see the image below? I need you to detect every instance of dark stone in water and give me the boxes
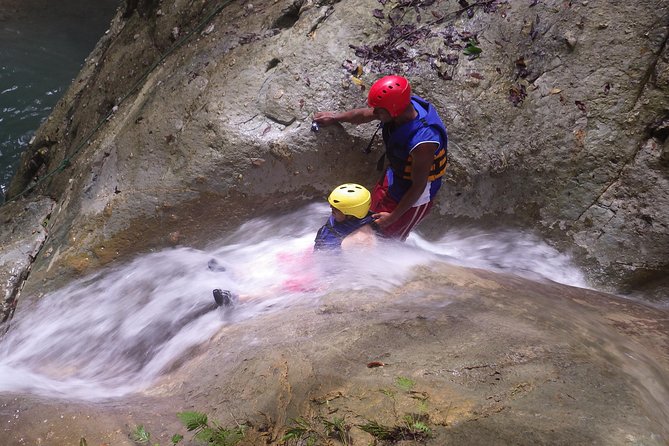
[213,289,235,307]
[207,258,227,272]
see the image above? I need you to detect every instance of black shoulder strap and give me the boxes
[364,123,382,154]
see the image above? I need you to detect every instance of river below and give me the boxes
[0,0,118,199]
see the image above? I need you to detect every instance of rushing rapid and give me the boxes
[0,204,590,400]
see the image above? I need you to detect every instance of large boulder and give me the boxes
[3,0,668,300]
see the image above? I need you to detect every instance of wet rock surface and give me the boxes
[0,197,54,324]
[1,265,667,445]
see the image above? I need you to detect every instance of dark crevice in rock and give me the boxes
[266,58,281,72]
[646,113,669,143]
[123,0,161,19]
[266,114,296,126]
[5,139,57,201]
[271,0,304,30]
[594,213,617,240]
[633,25,669,106]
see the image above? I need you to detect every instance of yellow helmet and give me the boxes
[328,183,371,219]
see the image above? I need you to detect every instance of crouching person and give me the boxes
[314,183,378,251]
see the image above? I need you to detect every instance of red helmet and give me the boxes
[367,75,412,118]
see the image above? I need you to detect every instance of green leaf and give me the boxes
[281,429,304,441]
[282,420,309,441]
[170,433,184,444]
[412,421,431,434]
[463,38,482,57]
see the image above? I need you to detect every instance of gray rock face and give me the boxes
[0,197,54,324]
[3,0,668,301]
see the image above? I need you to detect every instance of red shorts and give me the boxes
[370,177,433,241]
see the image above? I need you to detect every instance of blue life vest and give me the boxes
[313,215,376,251]
[381,96,448,201]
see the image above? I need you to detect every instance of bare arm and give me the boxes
[373,143,437,228]
[341,224,377,250]
[313,108,377,126]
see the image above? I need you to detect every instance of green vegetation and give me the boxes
[463,38,482,58]
[282,376,434,445]
[282,415,352,446]
[131,411,246,446]
[355,375,433,444]
[130,377,434,445]
[394,376,416,392]
[358,413,431,443]
[131,425,152,444]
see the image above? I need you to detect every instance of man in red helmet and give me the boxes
[313,75,448,240]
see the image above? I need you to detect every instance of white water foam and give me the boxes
[0,203,592,400]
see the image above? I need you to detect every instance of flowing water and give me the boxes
[0,0,118,199]
[0,203,595,400]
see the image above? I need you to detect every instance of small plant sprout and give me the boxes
[358,414,432,443]
[282,415,353,445]
[130,412,245,446]
[281,417,318,445]
[132,425,151,444]
[394,376,416,392]
[463,38,482,58]
[177,411,208,432]
[322,416,351,445]
[177,411,246,446]
[403,413,431,437]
